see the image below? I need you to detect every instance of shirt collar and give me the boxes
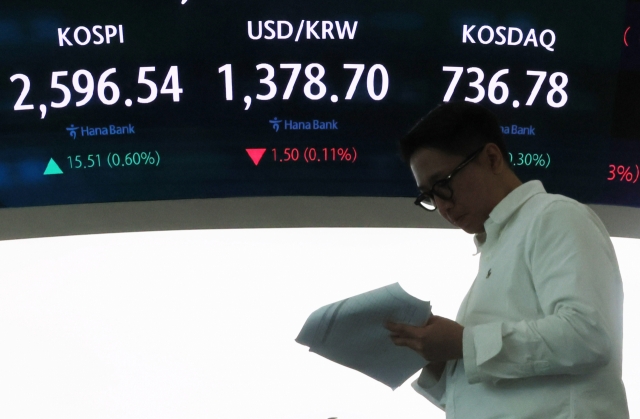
[487,180,546,226]
[473,180,546,251]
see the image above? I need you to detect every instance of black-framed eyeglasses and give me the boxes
[414,146,485,212]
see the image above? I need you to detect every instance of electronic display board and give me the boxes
[1,4,640,418]
[0,0,638,209]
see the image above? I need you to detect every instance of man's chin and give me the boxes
[446,214,484,234]
[462,227,483,235]
[458,221,485,235]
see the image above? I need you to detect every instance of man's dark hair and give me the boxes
[399,102,509,164]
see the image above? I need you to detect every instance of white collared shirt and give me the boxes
[412,181,629,418]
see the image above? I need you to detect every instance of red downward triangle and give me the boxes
[246,148,267,166]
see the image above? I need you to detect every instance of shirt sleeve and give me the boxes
[463,200,620,384]
[411,362,449,410]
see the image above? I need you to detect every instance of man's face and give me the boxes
[409,147,495,234]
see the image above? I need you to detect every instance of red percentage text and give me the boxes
[607,164,639,183]
[271,147,357,163]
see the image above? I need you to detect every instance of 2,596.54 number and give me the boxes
[10,66,182,111]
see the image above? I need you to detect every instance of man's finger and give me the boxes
[390,336,422,352]
[385,321,423,337]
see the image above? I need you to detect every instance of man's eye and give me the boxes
[433,182,448,191]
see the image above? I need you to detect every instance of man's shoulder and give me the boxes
[523,189,589,217]
[520,190,609,237]
[498,181,588,224]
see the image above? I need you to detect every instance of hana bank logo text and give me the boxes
[66,124,136,139]
[269,117,338,132]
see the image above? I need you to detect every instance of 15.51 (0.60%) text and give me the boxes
[66,151,161,169]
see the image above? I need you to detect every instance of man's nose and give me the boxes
[435,196,454,218]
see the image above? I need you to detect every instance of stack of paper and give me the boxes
[296,283,431,389]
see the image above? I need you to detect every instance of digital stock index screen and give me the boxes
[0,0,638,210]
[2,3,640,419]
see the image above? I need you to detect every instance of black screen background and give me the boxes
[0,0,636,208]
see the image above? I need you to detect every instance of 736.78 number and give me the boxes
[442,66,568,108]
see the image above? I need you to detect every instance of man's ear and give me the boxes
[485,143,506,174]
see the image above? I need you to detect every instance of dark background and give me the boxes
[0,0,636,208]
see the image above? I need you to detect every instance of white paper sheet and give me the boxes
[296,283,431,389]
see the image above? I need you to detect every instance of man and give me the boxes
[386,102,629,418]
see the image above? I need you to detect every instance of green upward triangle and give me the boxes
[43,158,63,175]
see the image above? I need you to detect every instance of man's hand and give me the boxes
[385,315,464,362]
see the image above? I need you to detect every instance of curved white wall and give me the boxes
[0,229,637,418]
